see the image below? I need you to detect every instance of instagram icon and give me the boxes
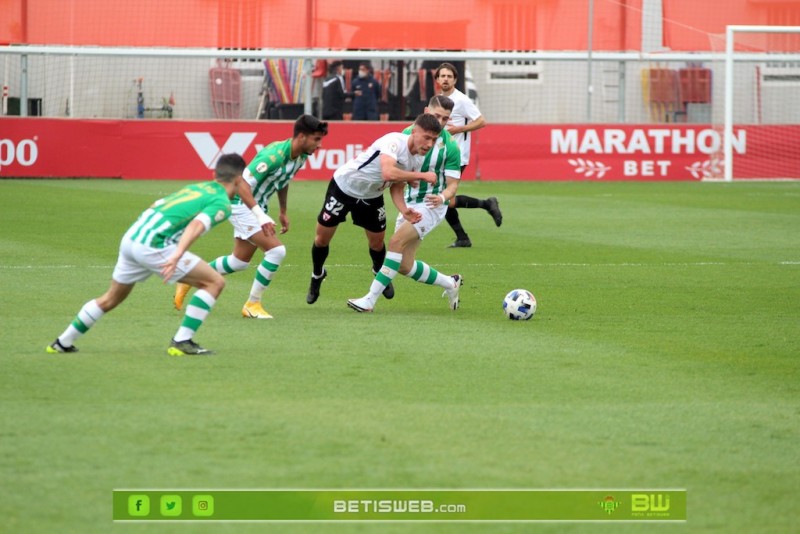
[192,495,214,517]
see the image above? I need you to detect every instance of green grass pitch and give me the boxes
[1,178,798,532]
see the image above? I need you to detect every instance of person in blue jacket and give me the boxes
[351,62,381,121]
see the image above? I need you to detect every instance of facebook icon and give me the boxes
[128,495,150,516]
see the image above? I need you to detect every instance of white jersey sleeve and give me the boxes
[333,132,410,199]
[448,88,482,166]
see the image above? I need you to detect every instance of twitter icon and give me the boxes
[160,495,182,516]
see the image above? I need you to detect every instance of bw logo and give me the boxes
[631,493,670,513]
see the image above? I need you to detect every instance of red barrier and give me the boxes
[2,0,642,51]
[3,1,795,51]
[1,119,798,180]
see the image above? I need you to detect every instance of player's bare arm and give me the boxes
[160,218,207,281]
[448,115,486,136]
[379,154,436,184]
[236,175,258,209]
[425,178,459,208]
[389,182,422,224]
[277,185,290,234]
[238,176,276,236]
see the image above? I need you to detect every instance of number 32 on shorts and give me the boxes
[324,196,344,216]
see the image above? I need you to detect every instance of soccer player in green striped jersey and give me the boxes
[174,115,328,319]
[46,154,247,356]
[347,96,463,313]
[306,113,439,305]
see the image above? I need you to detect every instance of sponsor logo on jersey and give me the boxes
[214,210,226,222]
[256,162,268,173]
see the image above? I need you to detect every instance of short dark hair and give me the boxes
[294,114,329,137]
[214,153,246,183]
[328,60,342,74]
[435,62,458,80]
[413,113,443,135]
[428,94,454,112]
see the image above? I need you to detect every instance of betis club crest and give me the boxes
[598,495,621,515]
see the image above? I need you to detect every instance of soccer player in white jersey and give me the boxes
[174,115,328,319]
[347,95,463,313]
[46,154,247,356]
[306,113,441,304]
[435,62,503,248]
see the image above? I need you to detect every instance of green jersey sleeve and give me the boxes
[240,138,308,210]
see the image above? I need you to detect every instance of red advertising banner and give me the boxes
[1,118,798,181]
[477,124,787,181]
[0,119,401,180]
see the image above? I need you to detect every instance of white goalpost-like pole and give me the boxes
[2,55,8,116]
[724,25,735,182]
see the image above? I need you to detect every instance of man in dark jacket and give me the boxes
[351,62,381,121]
[322,61,351,120]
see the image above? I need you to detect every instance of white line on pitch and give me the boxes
[2,261,799,270]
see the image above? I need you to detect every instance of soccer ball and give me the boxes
[503,289,536,320]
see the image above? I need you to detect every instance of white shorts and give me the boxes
[394,202,447,240]
[228,202,264,240]
[112,237,202,285]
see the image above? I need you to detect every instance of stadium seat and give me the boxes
[678,67,712,122]
[375,69,392,121]
[417,68,429,101]
[311,59,327,78]
[647,68,682,123]
[209,67,241,119]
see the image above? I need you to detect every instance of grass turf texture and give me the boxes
[1,179,798,533]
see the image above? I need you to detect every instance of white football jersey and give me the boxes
[333,132,425,199]
[446,88,482,166]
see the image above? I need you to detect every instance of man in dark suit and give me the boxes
[322,61,352,120]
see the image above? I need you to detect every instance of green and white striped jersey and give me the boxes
[125,181,231,248]
[401,125,461,204]
[234,138,307,210]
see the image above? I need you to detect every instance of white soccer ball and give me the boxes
[503,289,536,320]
